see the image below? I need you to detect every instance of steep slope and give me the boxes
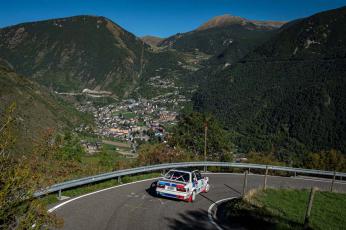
[159,14,283,57]
[0,62,92,153]
[193,6,346,153]
[0,15,147,97]
[141,36,164,47]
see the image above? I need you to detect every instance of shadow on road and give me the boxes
[224,184,242,195]
[145,181,184,202]
[166,209,213,230]
[198,193,217,205]
[145,181,158,197]
[216,198,305,230]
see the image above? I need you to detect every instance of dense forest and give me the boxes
[193,7,346,158]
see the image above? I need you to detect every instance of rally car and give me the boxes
[155,169,210,202]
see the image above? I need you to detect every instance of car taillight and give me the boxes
[176,184,186,192]
[157,183,165,188]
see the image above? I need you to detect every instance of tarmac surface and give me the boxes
[52,173,346,230]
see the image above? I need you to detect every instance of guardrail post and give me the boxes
[58,189,62,200]
[118,176,121,184]
[162,169,166,175]
[294,171,297,177]
[248,168,251,174]
[304,187,317,228]
[242,170,248,197]
[263,165,268,190]
[330,171,336,192]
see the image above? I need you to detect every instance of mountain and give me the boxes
[193,6,346,154]
[141,36,164,47]
[196,14,285,31]
[158,14,284,57]
[0,15,148,97]
[0,16,203,100]
[0,61,92,153]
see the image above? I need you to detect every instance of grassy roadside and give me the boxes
[40,172,160,206]
[221,189,346,230]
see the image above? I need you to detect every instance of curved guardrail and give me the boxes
[34,161,346,197]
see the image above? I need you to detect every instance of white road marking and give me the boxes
[48,173,346,214]
[208,197,237,230]
[48,177,160,213]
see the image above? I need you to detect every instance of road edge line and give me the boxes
[208,197,237,230]
[48,177,160,213]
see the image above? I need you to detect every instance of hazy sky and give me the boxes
[1,0,346,37]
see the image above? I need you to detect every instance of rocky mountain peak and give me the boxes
[196,14,248,31]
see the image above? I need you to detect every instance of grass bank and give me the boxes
[221,188,346,230]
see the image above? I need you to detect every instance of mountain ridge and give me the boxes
[0,15,148,97]
[196,14,286,31]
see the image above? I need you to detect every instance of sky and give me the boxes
[1,0,346,37]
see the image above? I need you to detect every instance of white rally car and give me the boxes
[156,169,210,202]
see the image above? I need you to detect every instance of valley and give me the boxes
[1,6,345,168]
[1,3,346,229]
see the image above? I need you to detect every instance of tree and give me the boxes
[169,112,233,161]
[137,143,194,166]
[303,150,346,172]
[57,132,85,162]
[0,103,62,229]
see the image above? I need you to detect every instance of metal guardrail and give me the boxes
[34,162,346,197]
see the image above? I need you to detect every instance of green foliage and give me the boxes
[137,143,194,166]
[56,132,85,162]
[303,149,346,172]
[193,7,346,155]
[169,111,233,161]
[160,24,274,56]
[98,150,114,168]
[0,16,146,97]
[0,104,62,229]
[0,64,93,153]
[246,152,285,166]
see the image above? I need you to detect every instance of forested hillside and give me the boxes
[0,15,147,97]
[159,15,280,59]
[0,61,92,152]
[193,6,346,154]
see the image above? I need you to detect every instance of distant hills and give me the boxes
[1,7,345,155]
[158,14,284,56]
[141,35,163,47]
[193,6,346,154]
[0,61,92,152]
[0,15,148,97]
[196,14,286,31]
[0,13,279,98]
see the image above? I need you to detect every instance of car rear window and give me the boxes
[165,171,190,182]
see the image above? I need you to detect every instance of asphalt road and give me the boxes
[52,173,346,230]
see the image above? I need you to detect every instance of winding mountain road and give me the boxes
[51,173,346,230]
